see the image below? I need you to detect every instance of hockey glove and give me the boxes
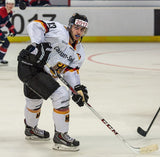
[17,49,32,63]
[18,44,37,64]
[72,84,89,107]
[81,85,89,102]
[18,42,52,68]
[9,26,17,37]
[72,93,84,107]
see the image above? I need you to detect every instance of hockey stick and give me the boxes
[47,64,158,154]
[137,107,160,137]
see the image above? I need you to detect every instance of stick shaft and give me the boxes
[146,107,160,133]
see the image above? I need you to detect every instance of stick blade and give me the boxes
[140,144,159,154]
[137,127,147,137]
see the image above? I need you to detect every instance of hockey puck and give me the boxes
[19,1,26,10]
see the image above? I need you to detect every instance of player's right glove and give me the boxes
[72,84,89,107]
[17,42,52,68]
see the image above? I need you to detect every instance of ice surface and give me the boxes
[0,42,160,157]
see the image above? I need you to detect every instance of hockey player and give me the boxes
[17,13,89,151]
[0,0,17,64]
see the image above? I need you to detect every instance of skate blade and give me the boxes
[53,143,79,152]
[25,135,50,141]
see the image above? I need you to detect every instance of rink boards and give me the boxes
[4,7,160,42]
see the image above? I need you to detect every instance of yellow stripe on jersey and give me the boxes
[34,20,49,33]
[53,108,69,114]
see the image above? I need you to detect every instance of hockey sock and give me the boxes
[53,107,69,133]
[24,105,41,127]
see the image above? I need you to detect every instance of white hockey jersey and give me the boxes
[27,20,86,88]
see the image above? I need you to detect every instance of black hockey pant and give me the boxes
[17,62,60,100]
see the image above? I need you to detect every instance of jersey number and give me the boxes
[48,22,56,29]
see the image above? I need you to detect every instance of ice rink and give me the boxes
[0,42,160,157]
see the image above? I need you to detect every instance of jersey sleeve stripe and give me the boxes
[64,67,79,74]
[34,20,49,33]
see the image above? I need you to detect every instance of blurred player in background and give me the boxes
[17,13,89,151]
[0,0,17,64]
[29,0,50,6]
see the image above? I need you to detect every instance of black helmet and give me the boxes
[68,13,88,30]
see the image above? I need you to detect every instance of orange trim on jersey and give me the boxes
[27,108,41,113]
[53,108,69,114]
[34,20,49,33]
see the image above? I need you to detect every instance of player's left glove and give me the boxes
[72,84,89,107]
[80,85,89,102]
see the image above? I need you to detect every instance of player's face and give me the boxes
[71,24,87,41]
[6,3,14,12]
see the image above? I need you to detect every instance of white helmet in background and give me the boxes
[5,0,15,4]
